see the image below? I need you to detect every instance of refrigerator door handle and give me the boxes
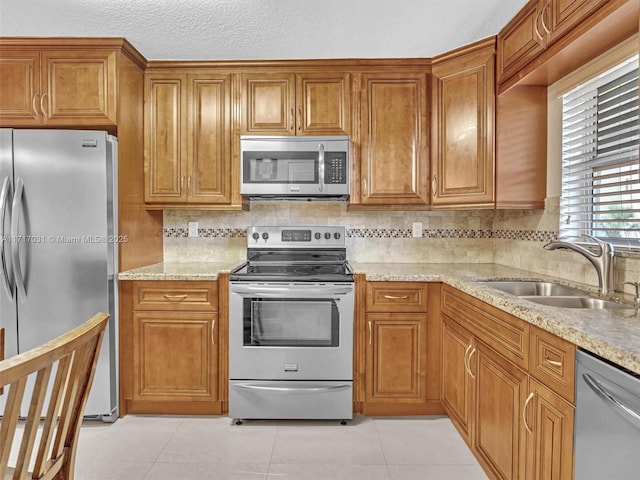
[0,176,13,300]
[10,177,26,303]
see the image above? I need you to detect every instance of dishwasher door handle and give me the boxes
[583,373,640,430]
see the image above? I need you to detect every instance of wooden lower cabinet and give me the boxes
[119,280,224,415]
[132,311,218,402]
[474,340,528,480]
[441,285,575,480]
[359,280,443,416]
[441,314,474,444]
[525,378,575,480]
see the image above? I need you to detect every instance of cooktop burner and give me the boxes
[230,262,353,282]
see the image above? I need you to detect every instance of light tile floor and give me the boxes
[74,415,487,480]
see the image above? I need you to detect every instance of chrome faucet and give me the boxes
[620,280,640,306]
[543,235,615,295]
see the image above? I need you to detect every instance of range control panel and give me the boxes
[247,226,346,248]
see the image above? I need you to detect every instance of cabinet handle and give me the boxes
[368,321,372,345]
[298,108,302,131]
[432,175,437,197]
[31,93,40,117]
[211,320,216,345]
[534,11,544,40]
[523,392,535,435]
[544,356,562,368]
[383,294,409,300]
[290,108,294,131]
[463,344,472,376]
[181,176,185,192]
[187,176,192,194]
[467,347,477,379]
[540,4,551,34]
[362,176,368,196]
[40,92,48,118]
[162,294,188,302]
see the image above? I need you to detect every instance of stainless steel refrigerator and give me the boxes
[0,129,118,421]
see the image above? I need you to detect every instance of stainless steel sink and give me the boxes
[478,281,586,297]
[519,296,633,310]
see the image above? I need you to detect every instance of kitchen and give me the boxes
[0,0,639,479]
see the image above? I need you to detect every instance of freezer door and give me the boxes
[12,129,116,417]
[0,129,17,360]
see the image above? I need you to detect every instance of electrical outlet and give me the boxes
[188,221,199,237]
[412,222,423,238]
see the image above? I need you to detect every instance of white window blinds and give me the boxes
[560,54,639,247]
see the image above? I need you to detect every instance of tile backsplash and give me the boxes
[163,197,640,297]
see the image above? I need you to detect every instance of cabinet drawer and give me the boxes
[366,282,428,312]
[529,325,575,403]
[441,285,529,369]
[133,281,218,311]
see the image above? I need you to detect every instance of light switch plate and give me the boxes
[188,221,199,237]
[412,222,423,238]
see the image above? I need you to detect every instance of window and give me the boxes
[560,54,639,247]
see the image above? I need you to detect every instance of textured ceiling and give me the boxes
[0,0,530,60]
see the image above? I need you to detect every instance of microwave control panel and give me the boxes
[325,153,347,184]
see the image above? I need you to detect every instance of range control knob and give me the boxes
[314,232,322,240]
[324,232,331,240]
[262,232,269,240]
[252,232,260,241]
[334,232,341,240]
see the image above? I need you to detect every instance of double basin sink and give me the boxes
[478,281,633,310]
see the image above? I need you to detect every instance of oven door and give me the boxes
[229,282,354,380]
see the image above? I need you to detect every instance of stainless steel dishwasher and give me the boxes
[575,349,640,479]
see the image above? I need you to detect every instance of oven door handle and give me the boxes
[233,383,352,393]
[231,285,353,297]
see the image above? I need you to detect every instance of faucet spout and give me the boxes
[543,235,615,295]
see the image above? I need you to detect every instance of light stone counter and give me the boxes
[118,261,241,281]
[119,261,640,376]
[351,262,640,376]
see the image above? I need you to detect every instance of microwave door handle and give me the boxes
[318,143,325,192]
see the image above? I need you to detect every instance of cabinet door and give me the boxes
[144,73,187,203]
[133,311,217,402]
[359,72,429,206]
[524,378,575,480]
[241,73,295,135]
[431,41,495,207]
[546,0,607,43]
[0,50,40,125]
[40,49,117,126]
[441,315,475,445]
[296,72,351,135]
[365,313,427,405]
[474,342,528,480]
[497,1,546,84]
[187,74,232,203]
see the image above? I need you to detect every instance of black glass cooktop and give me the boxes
[230,261,353,282]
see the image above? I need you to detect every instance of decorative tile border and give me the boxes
[163,227,558,242]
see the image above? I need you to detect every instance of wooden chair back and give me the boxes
[0,312,109,480]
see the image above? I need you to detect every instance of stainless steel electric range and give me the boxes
[229,226,354,423]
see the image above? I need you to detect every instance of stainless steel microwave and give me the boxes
[240,136,350,200]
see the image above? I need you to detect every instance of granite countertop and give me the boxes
[351,262,640,376]
[118,261,241,281]
[119,261,640,376]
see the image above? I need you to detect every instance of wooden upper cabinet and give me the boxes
[144,71,233,206]
[497,1,546,84]
[498,0,618,86]
[241,71,350,135]
[0,48,117,126]
[545,0,607,43]
[357,71,429,207]
[431,39,495,208]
